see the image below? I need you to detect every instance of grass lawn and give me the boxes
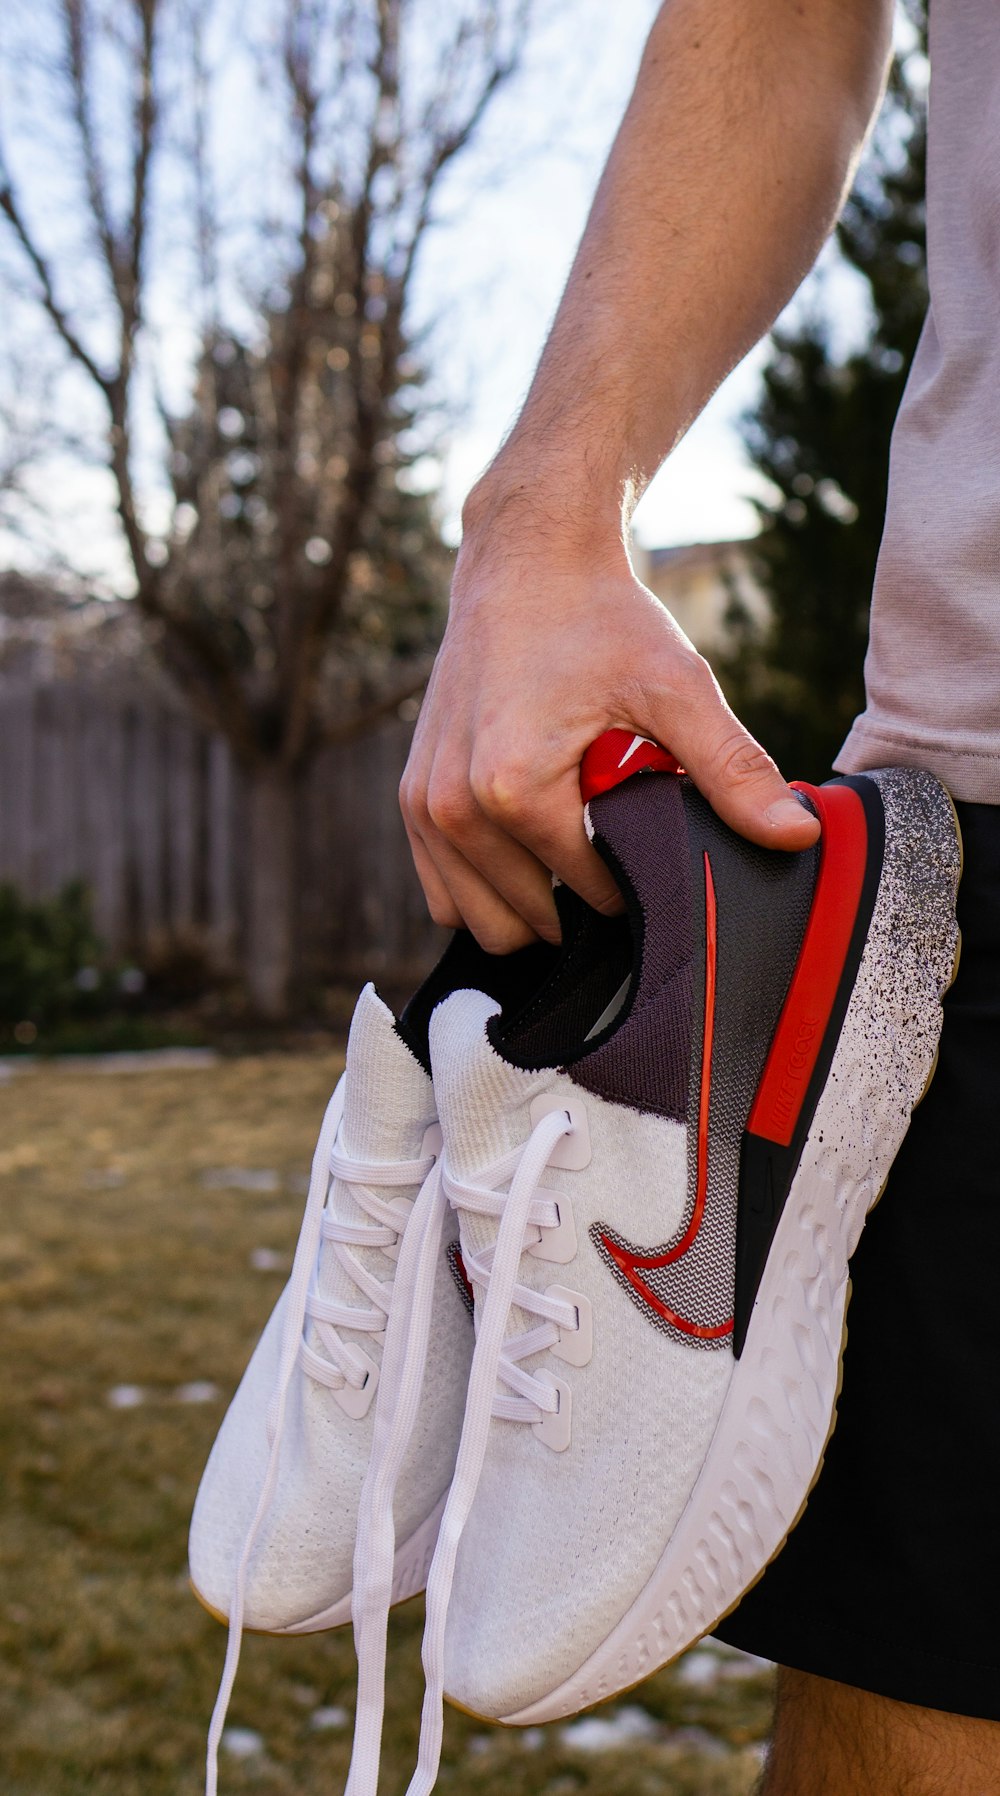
[0,1053,774,1795]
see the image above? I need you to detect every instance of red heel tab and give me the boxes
[747,780,869,1148]
[580,730,684,803]
[789,780,823,819]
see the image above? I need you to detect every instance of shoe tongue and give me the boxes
[339,983,437,1162]
[430,987,566,1342]
[429,988,551,1179]
[314,984,436,1332]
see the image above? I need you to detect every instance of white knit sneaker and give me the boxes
[392,734,960,1770]
[189,984,462,1635]
[190,920,569,1646]
[193,931,580,1795]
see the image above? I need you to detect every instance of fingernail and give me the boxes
[766,797,813,830]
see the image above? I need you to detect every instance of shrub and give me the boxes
[0,881,106,1030]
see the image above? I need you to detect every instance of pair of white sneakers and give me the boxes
[189,732,962,1795]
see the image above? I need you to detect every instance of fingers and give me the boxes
[403,723,628,952]
[464,752,625,917]
[399,583,819,959]
[402,754,563,954]
[640,652,820,851]
[414,820,557,953]
[403,825,463,931]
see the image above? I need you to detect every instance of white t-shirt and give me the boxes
[836,0,1000,802]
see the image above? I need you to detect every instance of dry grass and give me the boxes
[0,1054,774,1795]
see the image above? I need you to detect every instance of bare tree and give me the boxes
[0,0,532,1013]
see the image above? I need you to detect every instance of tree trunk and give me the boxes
[245,763,298,1019]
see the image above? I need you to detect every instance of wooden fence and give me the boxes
[0,677,443,988]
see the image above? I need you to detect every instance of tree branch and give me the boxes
[274,0,403,763]
[270,0,324,670]
[315,660,430,747]
[388,2,533,336]
[0,170,113,399]
[120,0,158,362]
[62,0,123,307]
[414,2,530,222]
[187,0,220,327]
[131,580,262,762]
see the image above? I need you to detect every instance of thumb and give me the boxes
[644,662,820,852]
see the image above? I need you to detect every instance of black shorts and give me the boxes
[715,800,1000,1721]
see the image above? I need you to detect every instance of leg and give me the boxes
[761,1668,1000,1796]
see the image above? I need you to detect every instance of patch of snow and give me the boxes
[674,1647,721,1688]
[201,1167,281,1192]
[0,1049,218,1076]
[561,1705,659,1752]
[309,1706,349,1731]
[665,1724,729,1760]
[221,1726,264,1759]
[250,1247,289,1272]
[173,1380,220,1404]
[106,1384,145,1409]
[92,1049,219,1073]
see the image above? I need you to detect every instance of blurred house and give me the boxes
[635,538,768,655]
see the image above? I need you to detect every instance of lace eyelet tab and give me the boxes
[531,1371,572,1452]
[528,1095,591,1168]
[527,1189,578,1264]
[546,1285,592,1367]
[332,1344,380,1418]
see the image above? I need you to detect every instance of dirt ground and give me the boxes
[0,1053,774,1795]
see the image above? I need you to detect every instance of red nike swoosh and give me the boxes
[594,850,734,1341]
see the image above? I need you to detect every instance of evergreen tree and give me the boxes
[718,23,928,782]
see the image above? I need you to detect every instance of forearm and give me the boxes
[401,0,888,948]
[468,0,892,543]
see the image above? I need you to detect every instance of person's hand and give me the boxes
[400,496,820,954]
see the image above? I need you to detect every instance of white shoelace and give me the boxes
[205,1076,440,1796]
[346,1105,575,1796]
[298,1135,437,1399]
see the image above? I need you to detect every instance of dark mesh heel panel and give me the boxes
[578,772,820,1351]
[663,783,820,1345]
[569,774,695,1119]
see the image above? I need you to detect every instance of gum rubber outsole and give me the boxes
[483,769,963,1728]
